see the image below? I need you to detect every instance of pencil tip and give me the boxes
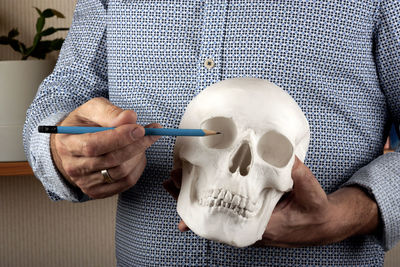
[203,129,222,136]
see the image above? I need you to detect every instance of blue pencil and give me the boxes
[38,126,221,136]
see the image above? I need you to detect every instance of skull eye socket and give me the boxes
[201,117,237,149]
[257,130,293,168]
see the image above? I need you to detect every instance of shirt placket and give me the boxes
[196,0,228,94]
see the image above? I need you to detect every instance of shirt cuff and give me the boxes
[28,112,89,202]
[341,152,400,251]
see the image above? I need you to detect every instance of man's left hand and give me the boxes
[256,157,379,247]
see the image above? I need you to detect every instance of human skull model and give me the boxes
[174,78,310,247]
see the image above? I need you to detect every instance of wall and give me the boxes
[1,1,117,266]
[0,176,117,267]
[0,0,76,60]
[1,0,399,266]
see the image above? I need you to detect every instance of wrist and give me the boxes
[326,186,379,240]
[50,133,77,187]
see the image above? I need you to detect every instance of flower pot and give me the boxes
[0,60,55,162]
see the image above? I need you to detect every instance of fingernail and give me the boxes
[131,127,143,139]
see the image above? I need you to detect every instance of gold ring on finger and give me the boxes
[101,169,114,184]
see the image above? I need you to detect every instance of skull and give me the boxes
[174,78,310,247]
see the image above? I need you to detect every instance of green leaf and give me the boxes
[30,41,52,59]
[34,7,42,16]
[40,27,69,37]
[9,39,22,53]
[8,28,19,38]
[36,16,45,33]
[49,38,65,50]
[55,27,69,31]
[37,41,52,51]
[42,8,65,18]
[42,9,55,18]
[41,27,56,36]
[50,9,65,19]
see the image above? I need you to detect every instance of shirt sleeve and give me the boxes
[342,0,400,251]
[23,0,109,202]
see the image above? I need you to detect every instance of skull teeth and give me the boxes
[224,191,232,203]
[212,189,220,198]
[239,198,248,209]
[231,195,240,208]
[217,189,226,200]
[199,189,255,217]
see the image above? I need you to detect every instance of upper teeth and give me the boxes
[199,189,255,217]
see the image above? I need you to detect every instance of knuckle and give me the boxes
[117,163,132,178]
[84,189,101,199]
[115,134,127,150]
[106,104,122,118]
[53,136,70,156]
[104,132,125,153]
[85,160,97,172]
[105,152,120,167]
[89,97,106,106]
[81,140,97,157]
[125,110,137,121]
[119,109,138,123]
[57,144,69,156]
[81,187,91,197]
[83,98,101,112]
[74,179,84,188]
[63,164,79,178]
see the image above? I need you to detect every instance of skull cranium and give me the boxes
[174,78,310,247]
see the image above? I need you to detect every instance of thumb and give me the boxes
[291,157,327,207]
[110,109,138,127]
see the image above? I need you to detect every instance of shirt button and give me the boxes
[204,58,215,69]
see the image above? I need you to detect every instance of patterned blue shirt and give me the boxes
[24,0,400,266]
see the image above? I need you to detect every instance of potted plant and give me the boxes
[0,7,69,161]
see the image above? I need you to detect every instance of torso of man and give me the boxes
[89,1,388,266]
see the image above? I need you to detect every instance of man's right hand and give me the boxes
[50,97,161,199]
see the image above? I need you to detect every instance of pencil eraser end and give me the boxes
[38,126,57,133]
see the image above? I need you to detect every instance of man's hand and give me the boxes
[164,157,380,246]
[257,157,379,247]
[51,97,160,199]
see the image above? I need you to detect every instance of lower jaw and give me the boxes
[190,209,264,247]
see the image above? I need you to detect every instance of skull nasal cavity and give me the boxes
[229,141,252,176]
